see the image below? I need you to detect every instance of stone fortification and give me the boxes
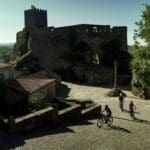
[14,6,129,84]
[24,5,47,28]
[15,24,127,71]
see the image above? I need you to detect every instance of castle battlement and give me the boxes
[24,5,47,28]
[24,6,127,37]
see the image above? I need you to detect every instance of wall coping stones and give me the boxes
[58,104,81,115]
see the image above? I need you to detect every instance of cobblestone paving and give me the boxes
[1,82,150,150]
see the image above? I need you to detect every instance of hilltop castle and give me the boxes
[24,5,47,28]
[14,6,129,83]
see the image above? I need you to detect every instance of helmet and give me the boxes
[120,92,123,96]
[105,105,108,109]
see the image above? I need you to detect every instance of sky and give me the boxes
[0,0,150,45]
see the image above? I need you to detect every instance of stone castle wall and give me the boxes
[15,24,127,72]
[15,24,128,84]
[24,7,47,28]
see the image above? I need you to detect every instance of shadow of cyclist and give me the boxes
[134,117,150,125]
[108,125,132,134]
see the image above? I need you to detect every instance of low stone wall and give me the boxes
[58,104,82,124]
[0,102,103,133]
[7,106,57,133]
[81,104,101,119]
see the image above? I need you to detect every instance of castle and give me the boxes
[15,6,129,83]
[23,6,127,51]
[24,5,47,28]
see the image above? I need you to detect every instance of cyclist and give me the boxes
[129,101,136,119]
[103,105,112,123]
[119,92,125,111]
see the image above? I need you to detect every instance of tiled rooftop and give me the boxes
[8,78,55,94]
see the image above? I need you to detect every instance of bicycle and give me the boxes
[97,113,113,128]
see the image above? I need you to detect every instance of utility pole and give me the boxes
[114,60,118,89]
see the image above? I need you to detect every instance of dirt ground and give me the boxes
[1,82,150,150]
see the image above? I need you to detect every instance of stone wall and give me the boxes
[25,7,47,28]
[7,106,57,133]
[58,104,82,123]
[73,65,113,84]
[15,24,127,71]
[15,24,127,84]
[81,104,101,119]
[47,82,56,99]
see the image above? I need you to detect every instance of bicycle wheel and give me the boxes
[97,118,105,128]
[107,117,113,126]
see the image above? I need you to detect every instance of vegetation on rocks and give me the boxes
[13,50,41,74]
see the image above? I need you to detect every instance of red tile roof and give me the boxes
[8,78,55,94]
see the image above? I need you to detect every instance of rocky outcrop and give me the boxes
[14,30,29,56]
[14,51,41,74]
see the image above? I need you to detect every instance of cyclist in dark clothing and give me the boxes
[129,101,136,119]
[103,105,112,123]
[119,92,124,111]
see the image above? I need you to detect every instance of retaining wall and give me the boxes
[58,104,82,124]
[8,106,57,133]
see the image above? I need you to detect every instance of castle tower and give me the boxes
[24,5,48,28]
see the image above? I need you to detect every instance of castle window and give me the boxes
[93,27,97,33]
[51,28,54,32]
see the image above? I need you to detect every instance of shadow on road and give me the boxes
[65,119,94,126]
[113,116,136,122]
[134,117,150,125]
[109,125,132,134]
[0,119,94,149]
[114,116,150,126]
[0,126,74,149]
[123,109,140,114]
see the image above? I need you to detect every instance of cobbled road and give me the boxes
[1,82,150,150]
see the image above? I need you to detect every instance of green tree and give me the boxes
[131,4,150,91]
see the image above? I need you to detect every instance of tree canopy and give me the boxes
[131,4,150,90]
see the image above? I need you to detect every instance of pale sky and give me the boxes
[0,0,150,45]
